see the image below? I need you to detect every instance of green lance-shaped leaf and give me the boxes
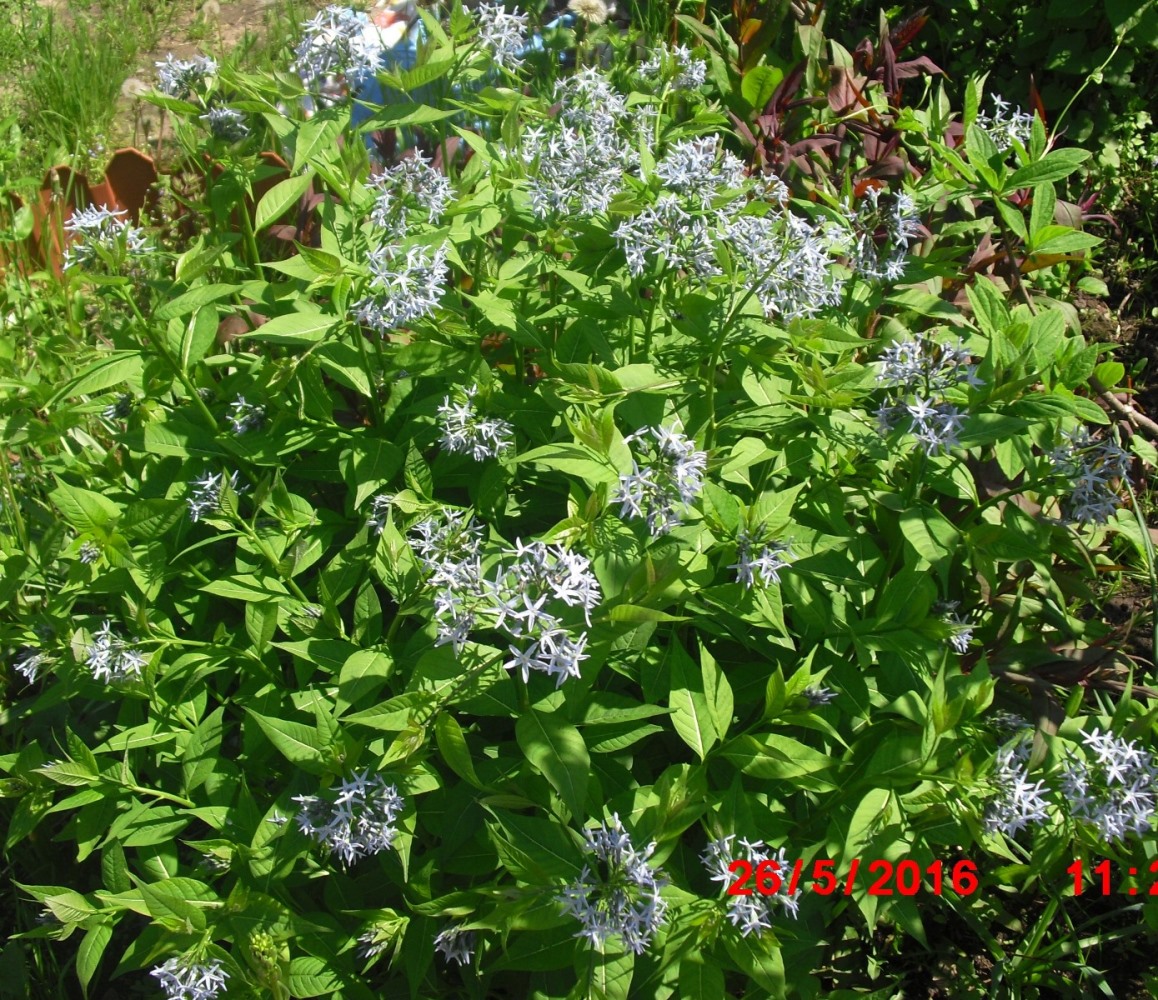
[515,709,590,819]
[667,639,717,760]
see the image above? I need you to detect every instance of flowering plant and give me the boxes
[2,1,1157,997]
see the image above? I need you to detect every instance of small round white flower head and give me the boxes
[186,470,244,523]
[936,600,974,653]
[13,649,49,684]
[474,2,529,71]
[848,187,921,281]
[62,205,148,271]
[975,94,1035,155]
[150,957,229,1000]
[433,923,477,966]
[613,193,720,279]
[874,334,979,455]
[517,68,639,219]
[85,620,147,683]
[293,5,385,91]
[79,541,102,564]
[730,530,792,588]
[558,814,669,954]
[654,136,747,208]
[292,770,405,867]
[983,739,1051,838]
[409,509,486,654]
[722,208,848,323]
[1048,428,1131,525]
[701,835,801,934]
[226,396,265,435]
[367,152,453,243]
[568,0,609,24]
[353,242,449,335]
[436,385,514,461]
[639,43,707,91]
[200,106,250,141]
[155,54,217,99]
[614,425,708,536]
[1060,728,1158,842]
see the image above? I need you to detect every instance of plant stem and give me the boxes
[118,289,218,431]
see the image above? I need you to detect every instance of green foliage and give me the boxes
[1,3,1156,998]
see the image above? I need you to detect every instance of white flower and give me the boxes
[568,0,609,24]
[558,815,668,954]
[353,242,449,335]
[436,386,514,460]
[367,153,453,242]
[937,601,974,653]
[13,649,48,683]
[155,54,217,98]
[983,741,1051,837]
[614,425,708,536]
[61,205,148,271]
[1049,429,1130,525]
[366,493,395,535]
[803,685,836,706]
[975,94,1035,155]
[226,396,265,434]
[293,5,385,90]
[848,187,921,281]
[79,541,102,564]
[201,106,249,141]
[85,620,147,683]
[731,530,792,588]
[434,923,476,966]
[1061,728,1157,841]
[474,2,529,71]
[701,835,801,934]
[150,957,229,1000]
[292,770,405,866]
[187,470,243,523]
[517,68,639,219]
[639,44,706,91]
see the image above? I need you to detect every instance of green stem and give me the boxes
[353,326,383,427]
[118,289,218,432]
[0,451,29,552]
[239,194,261,270]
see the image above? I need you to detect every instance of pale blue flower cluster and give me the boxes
[293,5,385,91]
[433,923,476,966]
[200,106,249,141]
[983,740,1051,838]
[730,530,793,588]
[614,425,707,536]
[1049,428,1130,525]
[702,835,801,936]
[518,68,641,218]
[353,242,449,335]
[367,153,453,242]
[874,334,981,455]
[155,53,217,99]
[187,470,243,523]
[226,396,265,435]
[292,770,405,867]
[436,386,514,460]
[975,94,1035,154]
[408,511,600,685]
[150,957,228,1000]
[85,620,147,683]
[1062,728,1157,842]
[62,206,148,271]
[558,815,668,954]
[849,188,922,282]
[474,2,530,71]
[639,43,707,91]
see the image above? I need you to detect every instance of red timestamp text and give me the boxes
[726,858,981,897]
